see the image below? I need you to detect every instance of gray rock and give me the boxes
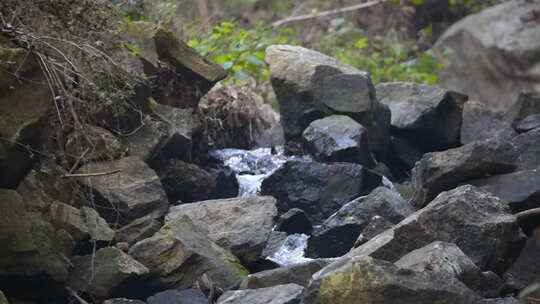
[308,187,414,258]
[410,139,517,208]
[504,238,540,290]
[129,218,247,290]
[103,299,146,304]
[65,125,123,163]
[261,231,289,259]
[48,202,115,242]
[481,298,520,304]
[302,115,375,167]
[77,157,169,225]
[166,196,277,263]
[513,129,540,171]
[516,114,540,133]
[376,82,467,150]
[460,101,516,145]
[434,1,540,111]
[218,284,304,304]
[505,92,540,128]
[354,215,394,247]
[147,289,207,304]
[239,259,333,289]
[468,169,540,213]
[303,255,480,304]
[115,216,163,246]
[67,247,149,299]
[350,185,525,274]
[275,208,312,235]
[395,241,503,298]
[261,160,381,224]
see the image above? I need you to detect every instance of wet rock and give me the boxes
[505,92,540,128]
[275,208,313,235]
[303,255,480,304]
[64,125,124,163]
[434,1,540,111]
[376,82,467,151]
[504,238,540,290]
[166,196,277,263]
[48,202,115,242]
[460,101,516,145]
[128,218,247,290]
[67,247,149,299]
[217,284,304,304]
[468,169,540,213]
[103,299,145,304]
[395,241,503,298]
[513,129,540,171]
[516,114,540,133]
[239,259,332,289]
[115,216,163,246]
[260,231,289,260]
[265,45,389,155]
[350,185,525,274]
[308,187,414,258]
[261,160,382,224]
[302,115,375,167]
[77,157,169,225]
[147,289,207,304]
[410,139,517,208]
[354,215,394,247]
[150,158,216,203]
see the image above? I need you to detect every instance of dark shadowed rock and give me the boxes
[103,299,146,304]
[67,247,149,299]
[410,139,517,208]
[504,238,540,290]
[302,115,375,167]
[468,169,540,213]
[129,218,247,290]
[505,92,540,128]
[239,259,333,289]
[389,136,424,170]
[166,196,277,263]
[354,215,394,247]
[516,114,540,133]
[460,101,516,145]
[376,82,467,150]
[147,289,207,304]
[395,241,503,298]
[350,186,525,274]
[303,255,480,304]
[308,187,413,258]
[77,157,169,225]
[261,160,381,224]
[65,125,124,163]
[275,208,313,235]
[218,284,304,304]
[481,298,520,304]
[513,129,540,171]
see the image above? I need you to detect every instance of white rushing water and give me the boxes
[266,234,313,266]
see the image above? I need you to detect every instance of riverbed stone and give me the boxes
[218,284,304,304]
[460,101,515,144]
[147,289,207,304]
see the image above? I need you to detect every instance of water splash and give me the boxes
[266,234,313,266]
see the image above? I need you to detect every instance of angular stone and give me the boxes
[65,125,123,163]
[303,255,480,304]
[261,160,381,224]
[48,202,115,242]
[239,259,333,289]
[460,101,515,145]
[468,169,540,213]
[67,247,149,299]
[481,298,520,304]
[395,241,503,298]
[103,299,145,304]
[166,196,277,263]
[513,129,540,171]
[516,114,540,133]
[376,82,467,150]
[115,216,163,246]
[128,219,247,290]
[504,238,540,290]
[308,187,414,258]
[302,115,375,167]
[77,157,169,225]
[147,289,207,304]
[505,92,540,127]
[275,208,312,235]
[354,215,394,247]
[350,186,525,274]
[217,284,304,304]
[410,138,517,208]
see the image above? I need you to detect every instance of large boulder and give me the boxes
[395,241,503,298]
[505,92,540,129]
[504,238,540,290]
[103,299,145,304]
[468,169,540,213]
[350,185,525,274]
[261,160,382,224]
[410,138,517,208]
[376,82,467,151]
[115,216,163,246]
[77,157,169,226]
[513,129,540,171]
[128,218,247,290]
[460,101,516,145]
[433,1,540,111]
[303,255,480,304]
[67,247,149,299]
[165,196,278,263]
[64,125,124,163]
[354,215,394,247]
[301,115,375,167]
[275,208,313,235]
[146,289,207,304]
[217,284,304,304]
[265,45,389,156]
[307,187,414,258]
[516,114,540,133]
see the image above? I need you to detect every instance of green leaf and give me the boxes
[220,61,234,70]
[246,55,264,65]
[355,38,369,49]
[234,70,250,81]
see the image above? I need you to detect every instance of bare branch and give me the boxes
[272,0,389,28]
[516,207,540,221]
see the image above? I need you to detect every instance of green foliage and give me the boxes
[187,22,293,83]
